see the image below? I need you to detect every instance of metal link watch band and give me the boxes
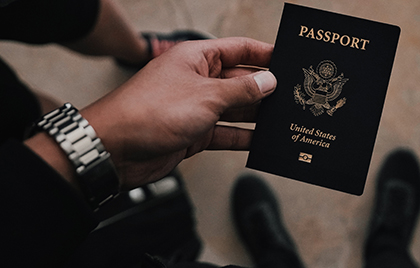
[36,103,119,210]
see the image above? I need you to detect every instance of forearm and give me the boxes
[24,102,123,209]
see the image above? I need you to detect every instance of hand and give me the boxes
[80,37,277,189]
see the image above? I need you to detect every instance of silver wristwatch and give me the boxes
[36,103,119,210]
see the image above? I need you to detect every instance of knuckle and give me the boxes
[238,77,259,103]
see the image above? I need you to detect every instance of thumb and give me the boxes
[220,70,277,108]
[252,71,277,95]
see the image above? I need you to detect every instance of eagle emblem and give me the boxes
[294,60,348,116]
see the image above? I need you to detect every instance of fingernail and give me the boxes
[253,71,277,94]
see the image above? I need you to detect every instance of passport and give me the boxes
[246,3,400,195]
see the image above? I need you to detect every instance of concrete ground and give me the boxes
[1,0,419,267]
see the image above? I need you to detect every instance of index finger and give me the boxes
[201,37,274,69]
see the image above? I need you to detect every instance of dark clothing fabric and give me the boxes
[0,139,99,267]
[0,0,17,8]
[0,139,204,268]
[64,180,202,268]
[0,0,100,43]
[0,57,42,144]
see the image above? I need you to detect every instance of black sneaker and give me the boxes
[116,30,214,70]
[231,174,304,268]
[364,149,420,258]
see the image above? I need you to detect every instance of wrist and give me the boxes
[79,100,124,165]
[30,103,120,209]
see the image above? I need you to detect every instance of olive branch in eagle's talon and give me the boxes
[294,84,306,110]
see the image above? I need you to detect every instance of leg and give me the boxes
[364,149,420,268]
[0,0,211,69]
[0,0,147,63]
[60,0,149,65]
[231,174,305,268]
[60,0,212,68]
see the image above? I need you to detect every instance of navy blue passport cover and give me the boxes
[246,3,400,195]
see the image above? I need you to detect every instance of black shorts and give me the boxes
[0,0,100,44]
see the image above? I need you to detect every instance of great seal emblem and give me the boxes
[294,60,348,116]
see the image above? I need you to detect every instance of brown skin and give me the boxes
[25,37,277,192]
[61,0,149,64]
